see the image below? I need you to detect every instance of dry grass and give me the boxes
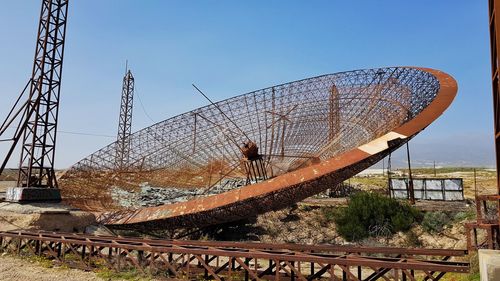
[348,168,497,199]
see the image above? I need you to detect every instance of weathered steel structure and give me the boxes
[59,67,457,229]
[116,69,135,170]
[0,230,469,281]
[465,0,500,250]
[0,0,69,202]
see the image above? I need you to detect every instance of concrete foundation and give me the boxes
[0,202,96,232]
[479,249,500,281]
[5,187,61,203]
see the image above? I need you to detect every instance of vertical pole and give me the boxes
[204,254,209,279]
[489,0,500,234]
[406,142,415,204]
[269,88,276,165]
[57,242,62,259]
[387,153,392,177]
[489,0,500,196]
[280,122,286,159]
[488,227,494,249]
[433,161,436,177]
[474,168,478,198]
[116,69,135,170]
[244,258,250,281]
[474,228,478,248]
[35,240,40,255]
[442,179,446,201]
[329,85,340,142]
[193,113,197,154]
[81,245,86,262]
[275,260,280,281]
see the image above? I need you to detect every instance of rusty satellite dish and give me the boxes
[59,67,457,229]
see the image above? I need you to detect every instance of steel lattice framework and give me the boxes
[116,69,135,170]
[0,230,470,280]
[59,67,457,229]
[18,0,69,188]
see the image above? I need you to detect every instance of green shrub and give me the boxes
[320,206,337,222]
[453,210,476,222]
[421,211,451,233]
[333,192,421,241]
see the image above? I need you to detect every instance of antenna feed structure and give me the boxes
[241,141,260,161]
[241,141,268,185]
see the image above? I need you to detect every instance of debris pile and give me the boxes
[111,178,247,208]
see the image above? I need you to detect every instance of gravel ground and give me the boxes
[0,255,103,281]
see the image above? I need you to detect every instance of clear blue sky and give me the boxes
[0,1,494,168]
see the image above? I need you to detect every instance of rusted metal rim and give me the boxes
[97,67,457,228]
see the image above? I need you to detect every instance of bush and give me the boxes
[333,192,421,241]
[422,211,451,233]
[320,206,337,221]
[453,210,476,222]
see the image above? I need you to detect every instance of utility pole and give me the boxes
[116,67,135,170]
[406,142,415,204]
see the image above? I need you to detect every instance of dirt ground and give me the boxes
[0,167,495,280]
[0,254,102,281]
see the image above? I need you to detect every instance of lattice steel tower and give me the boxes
[116,69,135,169]
[17,0,69,189]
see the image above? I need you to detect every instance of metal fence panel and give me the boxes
[389,178,464,201]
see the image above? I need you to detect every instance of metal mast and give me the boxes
[116,69,135,169]
[17,0,69,189]
[490,0,500,195]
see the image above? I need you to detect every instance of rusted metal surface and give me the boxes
[116,69,135,170]
[0,230,469,280]
[466,222,500,250]
[466,195,500,250]
[489,0,500,194]
[467,0,500,252]
[58,67,457,229]
[0,0,69,189]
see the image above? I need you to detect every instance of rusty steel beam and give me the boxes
[0,230,469,280]
[490,0,500,194]
[59,67,457,229]
[17,0,69,188]
[6,230,468,258]
[468,1,500,252]
[116,69,135,170]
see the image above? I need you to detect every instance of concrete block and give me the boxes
[479,249,500,281]
[5,187,61,202]
[0,202,96,232]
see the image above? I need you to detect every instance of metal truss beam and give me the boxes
[0,231,469,281]
[17,0,69,188]
[490,0,500,195]
[116,69,135,170]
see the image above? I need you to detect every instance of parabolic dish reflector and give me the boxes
[59,67,457,229]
